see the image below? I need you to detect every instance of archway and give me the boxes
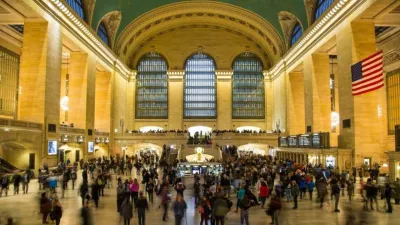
[237,143,270,157]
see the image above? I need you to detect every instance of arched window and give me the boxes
[232,52,264,119]
[66,0,86,20]
[290,23,303,47]
[97,22,109,46]
[314,0,334,21]
[184,53,216,118]
[136,52,168,118]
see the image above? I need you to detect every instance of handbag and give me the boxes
[265,207,274,216]
[198,205,204,214]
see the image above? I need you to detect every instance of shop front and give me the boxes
[386,151,400,181]
[177,162,222,177]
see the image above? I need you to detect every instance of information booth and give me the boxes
[177,162,222,178]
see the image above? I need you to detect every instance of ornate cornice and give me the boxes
[383,48,400,67]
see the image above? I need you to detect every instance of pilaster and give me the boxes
[216,70,232,130]
[288,72,305,135]
[167,70,184,130]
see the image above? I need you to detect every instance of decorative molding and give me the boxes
[216,70,233,80]
[99,10,122,50]
[39,0,131,80]
[167,70,185,80]
[383,48,400,67]
[278,11,301,49]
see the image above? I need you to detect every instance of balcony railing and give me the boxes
[0,118,43,131]
[59,127,85,134]
[95,131,110,136]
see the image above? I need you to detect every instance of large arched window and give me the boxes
[184,53,216,118]
[290,23,303,47]
[66,0,86,20]
[314,0,334,21]
[136,52,168,119]
[232,52,264,119]
[97,22,109,46]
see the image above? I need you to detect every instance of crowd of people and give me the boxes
[1,151,400,225]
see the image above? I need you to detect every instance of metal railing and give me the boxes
[59,126,85,134]
[0,118,43,130]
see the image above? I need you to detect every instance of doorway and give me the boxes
[58,149,65,163]
[75,150,80,162]
[29,153,35,169]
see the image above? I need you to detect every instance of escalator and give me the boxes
[0,157,24,176]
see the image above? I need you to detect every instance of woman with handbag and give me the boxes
[199,196,211,225]
[259,181,269,208]
[266,194,281,225]
[51,199,63,225]
[40,192,51,224]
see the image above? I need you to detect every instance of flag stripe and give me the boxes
[352,77,383,91]
[362,50,383,62]
[362,57,383,72]
[353,83,384,96]
[352,70,383,85]
[351,51,384,96]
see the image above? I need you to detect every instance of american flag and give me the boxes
[351,51,384,96]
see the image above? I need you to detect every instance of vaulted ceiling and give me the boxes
[91,0,308,39]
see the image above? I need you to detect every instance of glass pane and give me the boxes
[66,0,86,20]
[232,52,264,119]
[97,22,109,46]
[135,52,168,119]
[314,0,334,21]
[184,53,216,118]
[0,46,20,118]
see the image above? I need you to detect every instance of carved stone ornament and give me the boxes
[303,0,317,26]
[84,0,96,25]
[278,11,300,48]
[383,48,400,67]
[101,10,122,49]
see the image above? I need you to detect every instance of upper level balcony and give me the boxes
[0,118,43,132]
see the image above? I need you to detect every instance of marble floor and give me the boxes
[0,171,398,225]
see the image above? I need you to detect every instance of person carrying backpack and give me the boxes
[22,170,30,194]
[0,175,9,197]
[71,171,77,190]
[239,195,253,225]
[266,194,281,225]
[199,196,211,225]
[212,195,230,225]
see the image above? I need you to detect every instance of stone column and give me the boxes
[125,72,136,131]
[18,19,62,166]
[336,21,386,166]
[216,71,232,130]
[303,54,331,133]
[168,71,184,130]
[95,70,112,132]
[264,72,273,130]
[67,52,96,159]
[288,72,305,135]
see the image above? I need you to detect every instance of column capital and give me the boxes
[129,70,137,82]
[167,70,185,81]
[263,71,272,82]
[216,70,233,80]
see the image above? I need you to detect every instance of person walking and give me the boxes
[121,197,133,225]
[266,194,281,225]
[80,200,93,225]
[212,195,230,225]
[258,181,269,208]
[347,178,355,202]
[317,177,328,208]
[384,184,393,213]
[52,198,63,225]
[291,181,299,209]
[40,192,52,224]
[238,195,253,225]
[199,196,211,225]
[307,178,315,200]
[130,178,139,204]
[22,170,30,194]
[91,181,100,208]
[0,175,9,197]
[160,186,170,222]
[13,173,21,195]
[331,180,341,212]
[135,191,149,225]
[117,182,125,213]
[146,180,154,204]
[173,194,187,225]
[80,181,89,206]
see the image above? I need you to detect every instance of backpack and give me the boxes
[2,177,8,185]
[215,199,229,217]
[97,179,103,186]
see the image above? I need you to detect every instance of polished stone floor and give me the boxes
[0,170,398,225]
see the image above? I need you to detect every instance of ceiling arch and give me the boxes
[91,0,308,39]
[278,11,304,49]
[115,1,286,68]
[96,10,122,49]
